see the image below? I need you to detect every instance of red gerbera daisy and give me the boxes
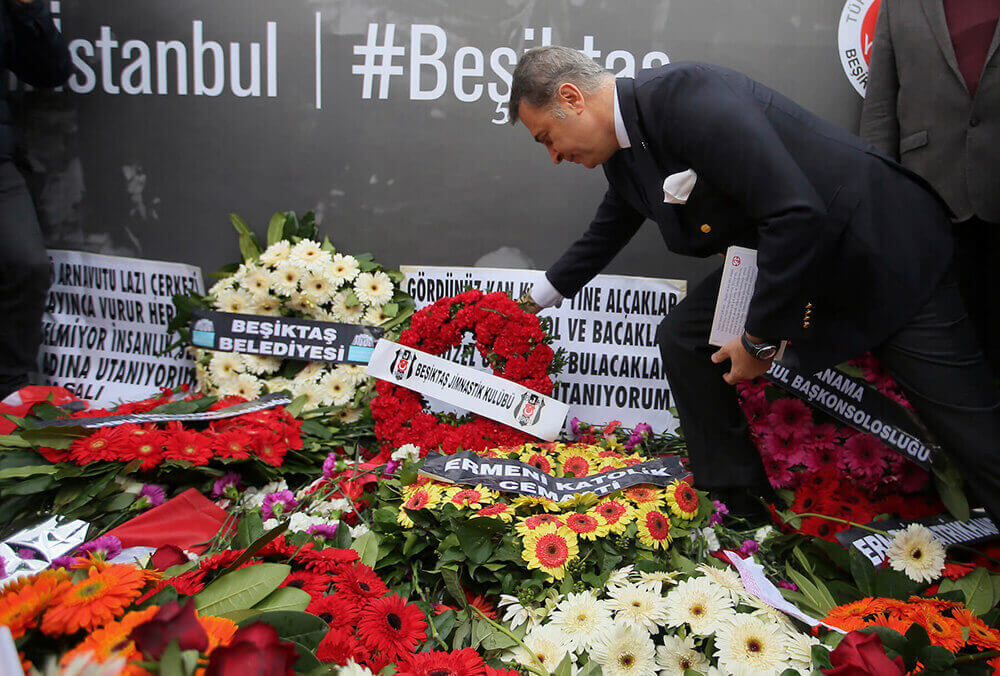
[395,647,485,676]
[356,595,427,660]
[523,514,562,529]
[252,430,289,467]
[279,571,330,599]
[332,563,388,603]
[162,426,213,466]
[69,427,123,464]
[121,428,166,471]
[561,455,592,478]
[316,626,363,665]
[213,429,253,460]
[308,594,360,627]
[298,547,359,574]
[524,453,552,473]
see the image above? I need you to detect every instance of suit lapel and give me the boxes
[920,0,969,93]
[983,12,1000,77]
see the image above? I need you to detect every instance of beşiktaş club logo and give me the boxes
[390,348,416,381]
[514,392,545,426]
[838,0,881,96]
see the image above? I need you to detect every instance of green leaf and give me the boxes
[194,563,290,615]
[352,531,380,568]
[237,512,265,549]
[237,610,329,651]
[159,640,184,676]
[918,645,956,670]
[0,434,31,448]
[4,476,54,495]
[291,642,322,672]
[0,464,58,480]
[441,567,467,607]
[934,459,970,521]
[850,547,878,597]
[267,212,287,246]
[230,213,261,261]
[20,426,87,449]
[381,302,399,318]
[344,290,360,308]
[216,609,261,623]
[859,626,909,654]
[956,567,995,616]
[253,587,311,613]
[284,395,307,419]
[552,654,575,676]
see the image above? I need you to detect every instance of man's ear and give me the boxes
[557,83,585,113]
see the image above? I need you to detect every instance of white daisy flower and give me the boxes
[655,634,710,676]
[218,373,262,400]
[607,582,669,634]
[664,577,736,636]
[208,277,236,297]
[215,288,256,314]
[194,362,211,392]
[294,362,325,383]
[260,240,292,267]
[605,565,636,589]
[243,480,289,508]
[289,239,332,272]
[241,354,282,376]
[639,571,679,587]
[695,564,746,603]
[714,614,790,676]
[784,630,821,674]
[241,267,272,297]
[498,595,543,631]
[335,407,363,424]
[250,295,282,316]
[292,379,328,409]
[548,591,615,653]
[270,262,302,296]
[320,368,355,407]
[208,352,244,382]
[331,290,365,323]
[266,377,293,394]
[301,272,336,305]
[513,624,570,671]
[353,271,394,306]
[334,660,374,676]
[330,253,360,283]
[886,524,946,583]
[363,303,393,326]
[286,291,318,315]
[590,625,657,676]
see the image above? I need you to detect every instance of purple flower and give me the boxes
[634,423,653,436]
[76,535,123,560]
[18,548,36,560]
[307,523,338,539]
[261,490,298,520]
[50,556,77,570]
[322,453,338,478]
[384,460,401,476]
[212,472,241,499]
[570,417,581,436]
[0,557,6,578]
[776,580,799,591]
[709,499,729,526]
[139,484,166,508]
[738,539,759,557]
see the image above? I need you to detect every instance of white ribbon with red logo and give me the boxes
[366,339,569,441]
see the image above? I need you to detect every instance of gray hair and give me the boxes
[509,46,610,125]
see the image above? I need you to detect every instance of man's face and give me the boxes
[518,84,617,169]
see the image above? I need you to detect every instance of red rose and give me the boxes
[150,545,190,571]
[205,622,298,676]
[129,599,209,659]
[823,631,906,676]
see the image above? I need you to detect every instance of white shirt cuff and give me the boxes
[531,275,564,308]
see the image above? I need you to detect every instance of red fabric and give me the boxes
[106,488,229,554]
[943,0,1000,97]
[0,386,81,434]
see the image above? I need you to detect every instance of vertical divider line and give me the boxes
[315,12,322,110]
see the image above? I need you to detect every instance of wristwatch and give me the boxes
[740,333,779,361]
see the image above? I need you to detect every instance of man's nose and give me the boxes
[547,146,563,164]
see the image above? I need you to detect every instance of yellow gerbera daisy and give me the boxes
[521,523,579,580]
[664,480,701,520]
[590,499,634,534]
[444,484,496,509]
[634,506,673,550]
[623,485,665,508]
[474,502,514,522]
[514,513,566,538]
[563,512,611,540]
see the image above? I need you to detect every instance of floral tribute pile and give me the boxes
[171,210,414,421]
[369,289,562,456]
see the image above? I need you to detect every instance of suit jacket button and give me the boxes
[806,303,813,308]
[803,321,811,328]
[700,224,711,233]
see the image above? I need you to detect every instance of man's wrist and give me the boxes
[741,332,778,360]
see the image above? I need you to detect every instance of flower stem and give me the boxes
[411,562,449,650]
[468,605,549,676]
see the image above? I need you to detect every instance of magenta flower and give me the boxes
[570,417,582,436]
[307,523,338,539]
[49,556,76,569]
[139,484,166,507]
[212,472,241,498]
[709,500,729,526]
[776,580,798,591]
[76,535,122,560]
[261,490,298,520]
[384,460,401,475]
[767,398,813,442]
[841,433,889,480]
[322,453,339,478]
[738,539,759,557]
[18,548,36,560]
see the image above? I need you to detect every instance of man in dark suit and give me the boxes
[862,0,1000,375]
[511,46,1000,521]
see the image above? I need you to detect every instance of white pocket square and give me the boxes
[663,169,698,204]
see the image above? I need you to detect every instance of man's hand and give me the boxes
[711,335,772,385]
[518,292,543,315]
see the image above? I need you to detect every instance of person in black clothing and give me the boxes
[0,0,72,400]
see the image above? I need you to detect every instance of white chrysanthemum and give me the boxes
[607,582,669,634]
[590,625,658,676]
[714,615,790,676]
[605,565,636,589]
[287,511,324,533]
[300,272,336,305]
[289,239,332,271]
[363,304,393,326]
[548,591,615,653]
[755,525,775,543]
[215,288,256,314]
[664,577,736,635]
[513,624,570,670]
[242,480,288,508]
[390,444,422,463]
[330,253,360,283]
[639,571,679,587]
[656,634,710,676]
[886,524,946,583]
[260,240,292,267]
[353,271,394,306]
[270,262,303,296]
[349,523,370,539]
[292,379,328,409]
[334,660,374,676]
[331,290,365,323]
[241,267,272,297]
[335,407,364,424]
[696,564,746,603]
[250,294,282,316]
[784,630,821,674]
[241,354,282,376]
[218,373,262,400]
[320,368,355,407]
[209,352,244,382]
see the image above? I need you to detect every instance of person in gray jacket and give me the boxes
[861,0,1000,374]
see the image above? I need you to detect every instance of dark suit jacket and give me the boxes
[860,0,1000,222]
[546,63,953,372]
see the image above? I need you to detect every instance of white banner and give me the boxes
[401,266,686,433]
[366,339,569,441]
[35,250,204,405]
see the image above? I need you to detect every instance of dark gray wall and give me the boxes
[18,1,863,287]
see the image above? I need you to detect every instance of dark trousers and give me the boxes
[658,266,1000,523]
[953,217,1000,378]
[0,161,49,381]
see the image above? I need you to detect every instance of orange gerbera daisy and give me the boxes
[0,569,71,639]
[823,598,885,632]
[953,607,1000,650]
[41,564,151,636]
[61,606,159,666]
[623,485,663,507]
[913,607,964,653]
[199,613,239,653]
